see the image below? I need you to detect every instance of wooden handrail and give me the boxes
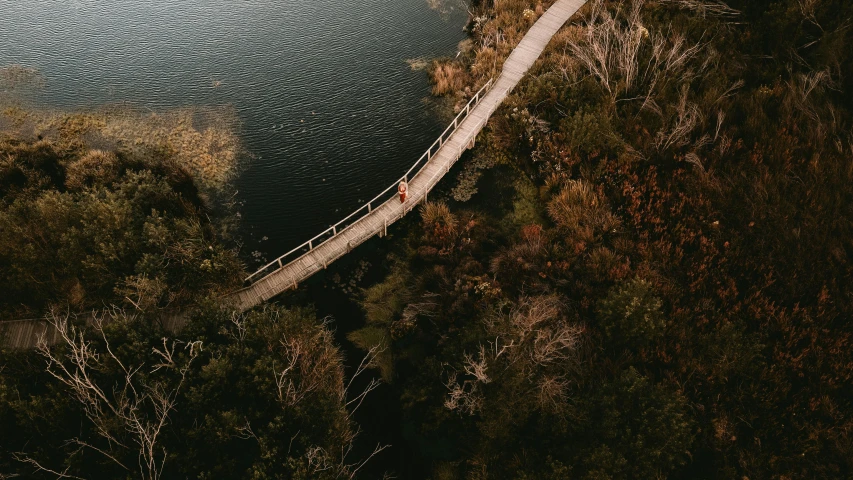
[245,78,494,284]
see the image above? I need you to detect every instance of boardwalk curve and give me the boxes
[230,0,587,311]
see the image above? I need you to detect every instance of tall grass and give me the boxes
[429,61,468,96]
[0,104,242,194]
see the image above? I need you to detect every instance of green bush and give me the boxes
[596,277,666,345]
[0,138,242,315]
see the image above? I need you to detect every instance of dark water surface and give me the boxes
[0,0,468,261]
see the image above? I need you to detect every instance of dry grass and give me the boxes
[655,86,702,151]
[406,57,430,71]
[547,179,620,241]
[438,0,557,91]
[565,0,709,104]
[429,61,469,96]
[659,0,740,18]
[427,0,467,17]
[470,46,500,80]
[0,104,242,193]
[546,25,585,81]
[421,201,457,230]
[65,149,120,190]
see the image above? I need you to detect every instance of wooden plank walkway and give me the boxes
[0,312,186,350]
[0,319,62,349]
[228,0,587,311]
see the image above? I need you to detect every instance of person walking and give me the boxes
[398,181,408,203]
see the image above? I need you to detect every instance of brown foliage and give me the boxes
[429,61,469,97]
[547,179,620,243]
[65,149,120,190]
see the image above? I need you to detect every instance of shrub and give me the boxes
[596,277,666,345]
[429,61,468,97]
[64,149,119,190]
[580,367,696,479]
[558,109,623,158]
[421,201,459,251]
[547,179,619,243]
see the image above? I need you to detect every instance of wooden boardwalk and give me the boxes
[0,319,63,349]
[1,0,586,348]
[228,0,587,311]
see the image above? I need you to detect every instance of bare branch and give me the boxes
[463,346,491,384]
[235,418,259,442]
[345,443,391,480]
[62,439,130,472]
[12,453,87,480]
[443,371,484,414]
[343,344,385,419]
[35,310,199,480]
[655,86,701,151]
[659,0,740,18]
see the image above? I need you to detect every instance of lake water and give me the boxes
[0,0,468,263]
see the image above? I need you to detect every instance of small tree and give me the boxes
[580,367,696,479]
[596,277,666,346]
[547,179,619,245]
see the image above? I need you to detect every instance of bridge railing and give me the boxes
[245,77,495,285]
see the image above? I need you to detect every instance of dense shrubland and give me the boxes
[367,0,853,477]
[0,106,243,316]
[0,306,384,479]
[0,103,383,478]
[3,0,853,477]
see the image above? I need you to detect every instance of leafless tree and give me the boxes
[536,375,571,410]
[567,0,711,102]
[444,370,485,414]
[444,296,583,416]
[273,334,311,406]
[567,0,648,101]
[463,346,492,384]
[26,310,200,480]
[229,310,248,342]
[257,308,390,479]
[531,323,582,367]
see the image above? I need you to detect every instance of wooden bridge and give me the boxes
[1,0,586,348]
[229,0,587,311]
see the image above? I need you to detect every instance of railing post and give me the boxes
[243,76,500,287]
